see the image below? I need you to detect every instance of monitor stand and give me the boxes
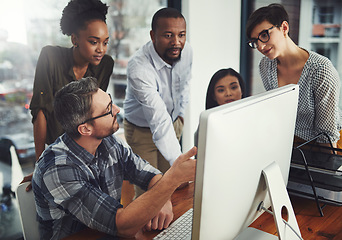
[235,161,302,240]
[235,227,277,240]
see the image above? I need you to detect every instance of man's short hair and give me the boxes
[151,7,185,32]
[54,77,99,138]
[246,3,289,39]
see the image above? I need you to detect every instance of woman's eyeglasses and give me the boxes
[81,93,113,124]
[247,26,275,49]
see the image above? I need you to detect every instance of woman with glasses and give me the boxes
[246,3,342,151]
[22,0,114,189]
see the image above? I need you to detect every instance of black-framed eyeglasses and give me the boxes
[81,93,113,124]
[247,26,275,49]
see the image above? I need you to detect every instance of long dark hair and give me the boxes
[205,68,245,110]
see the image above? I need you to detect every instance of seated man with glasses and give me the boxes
[31,77,197,240]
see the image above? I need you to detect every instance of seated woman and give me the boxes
[246,3,342,152]
[194,68,245,147]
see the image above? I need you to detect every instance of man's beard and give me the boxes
[93,119,118,140]
[93,127,115,140]
[163,48,182,64]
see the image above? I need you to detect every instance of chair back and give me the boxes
[16,182,40,240]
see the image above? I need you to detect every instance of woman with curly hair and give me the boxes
[22,0,114,187]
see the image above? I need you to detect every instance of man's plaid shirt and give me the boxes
[32,133,161,239]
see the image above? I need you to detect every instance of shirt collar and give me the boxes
[62,133,98,165]
[148,41,172,71]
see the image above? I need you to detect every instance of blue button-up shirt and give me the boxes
[32,133,161,240]
[124,41,193,165]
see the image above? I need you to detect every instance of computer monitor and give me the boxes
[192,84,300,239]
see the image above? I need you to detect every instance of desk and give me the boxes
[63,182,342,240]
[250,195,342,239]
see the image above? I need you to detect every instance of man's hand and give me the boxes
[143,200,173,231]
[167,147,197,186]
[116,147,196,237]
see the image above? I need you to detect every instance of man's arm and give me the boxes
[128,69,182,165]
[141,174,174,232]
[115,147,197,238]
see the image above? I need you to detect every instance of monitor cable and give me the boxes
[257,201,303,240]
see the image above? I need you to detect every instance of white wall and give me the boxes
[181,0,242,151]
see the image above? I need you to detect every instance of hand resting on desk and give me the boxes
[142,199,173,232]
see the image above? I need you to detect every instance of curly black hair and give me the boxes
[60,0,109,36]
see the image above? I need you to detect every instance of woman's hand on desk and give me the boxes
[142,200,173,231]
[20,172,33,191]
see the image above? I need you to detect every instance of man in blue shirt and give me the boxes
[123,7,193,179]
[32,77,196,240]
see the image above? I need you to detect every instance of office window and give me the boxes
[316,6,334,24]
[0,0,167,137]
[107,0,168,107]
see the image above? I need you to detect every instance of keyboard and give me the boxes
[153,208,193,240]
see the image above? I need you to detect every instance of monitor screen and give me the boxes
[192,84,299,239]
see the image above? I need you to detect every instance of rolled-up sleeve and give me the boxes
[30,46,55,123]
